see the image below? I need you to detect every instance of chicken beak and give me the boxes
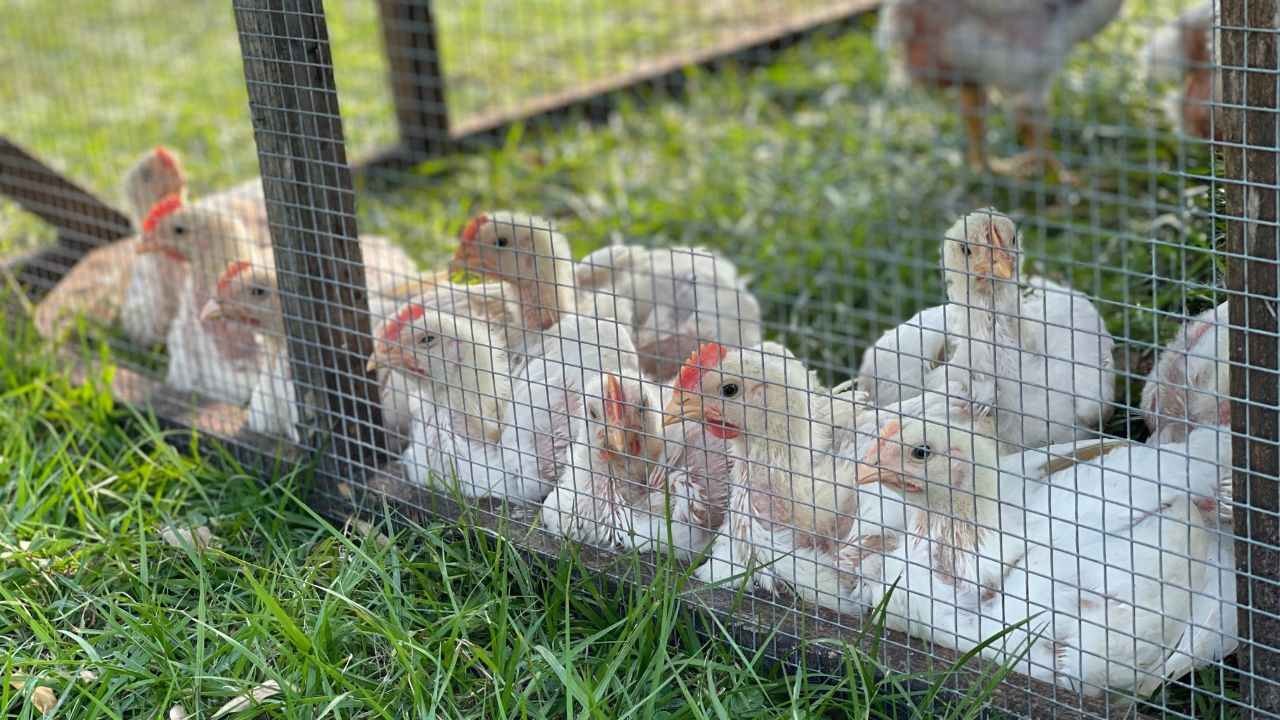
[448,245,479,276]
[856,463,885,486]
[366,346,389,373]
[199,299,224,322]
[662,393,700,426]
[992,251,1015,280]
[604,426,628,456]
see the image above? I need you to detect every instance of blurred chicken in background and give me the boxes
[1145,1,1218,140]
[877,0,1125,179]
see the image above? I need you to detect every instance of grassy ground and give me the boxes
[0,0,1237,716]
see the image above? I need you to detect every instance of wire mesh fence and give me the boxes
[1,0,1277,717]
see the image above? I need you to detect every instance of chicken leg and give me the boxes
[957,83,989,173]
[988,105,1082,185]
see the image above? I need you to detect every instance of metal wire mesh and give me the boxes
[2,0,1276,717]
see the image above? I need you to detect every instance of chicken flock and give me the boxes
[29,139,1237,700]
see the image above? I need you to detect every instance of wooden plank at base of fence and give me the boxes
[232,0,392,471]
[0,137,134,293]
[353,0,878,175]
[1222,0,1280,717]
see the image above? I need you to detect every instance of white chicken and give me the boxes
[134,197,262,403]
[370,295,641,502]
[199,258,308,442]
[857,209,1116,450]
[446,210,583,360]
[374,271,528,437]
[540,369,734,559]
[663,341,867,614]
[576,244,764,381]
[1140,301,1230,445]
[850,415,1235,697]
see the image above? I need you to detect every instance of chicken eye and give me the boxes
[588,407,599,421]
[420,334,436,346]
[720,382,739,398]
[250,286,267,298]
[495,236,509,248]
[910,445,931,461]
[961,244,972,257]
[173,224,188,236]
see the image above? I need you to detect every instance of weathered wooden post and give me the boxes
[232,0,390,472]
[1222,0,1280,715]
[377,0,450,162]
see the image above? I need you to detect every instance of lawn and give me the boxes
[0,0,1236,717]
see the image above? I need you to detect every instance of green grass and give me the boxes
[0,327,1022,718]
[0,0,1239,716]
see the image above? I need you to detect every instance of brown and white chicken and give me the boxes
[445,210,586,361]
[1144,1,1218,141]
[123,147,188,221]
[33,148,189,342]
[877,0,1125,178]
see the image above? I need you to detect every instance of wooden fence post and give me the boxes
[232,0,390,471]
[1222,0,1280,715]
[378,0,450,159]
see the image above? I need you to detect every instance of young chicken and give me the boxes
[540,371,734,559]
[446,210,581,359]
[203,258,429,442]
[877,0,1125,179]
[1144,1,1218,140]
[32,149,188,342]
[576,244,764,381]
[369,303,571,502]
[857,210,1115,450]
[123,147,188,222]
[31,236,140,341]
[852,415,1234,697]
[200,258,307,442]
[1140,302,1230,445]
[664,341,868,614]
[134,197,261,403]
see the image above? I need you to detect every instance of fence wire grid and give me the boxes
[1,0,1276,718]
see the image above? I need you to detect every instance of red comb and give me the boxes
[142,195,182,234]
[603,374,624,423]
[154,147,176,172]
[217,261,254,292]
[382,303,425,341]
[461,214,487,243]
[881,420,901,439]
[676,342,728,392]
